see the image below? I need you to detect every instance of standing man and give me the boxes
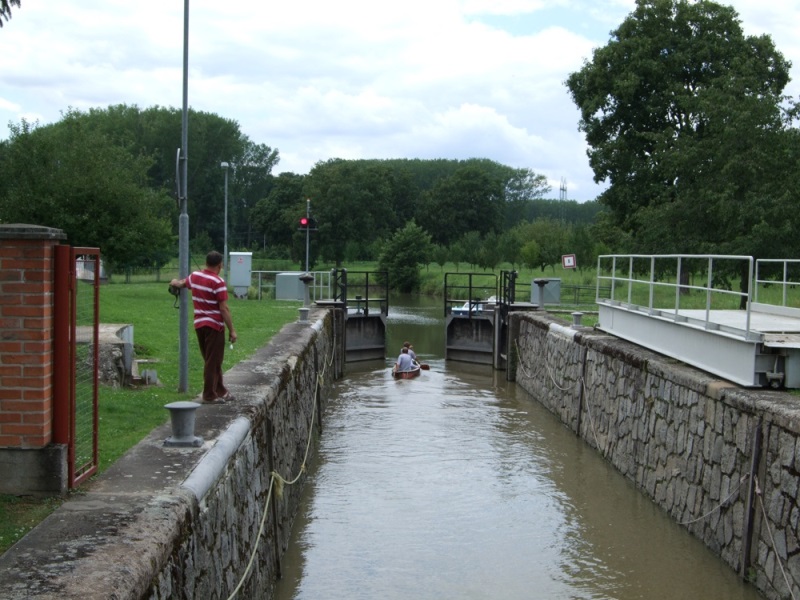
[170,251,237,404]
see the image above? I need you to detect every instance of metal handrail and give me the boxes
[754,259,800,307]
[596,254,754,338]
[444,272,498,318]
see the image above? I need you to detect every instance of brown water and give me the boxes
[272,296,762,600]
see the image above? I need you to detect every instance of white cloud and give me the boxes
[0,0,797,202]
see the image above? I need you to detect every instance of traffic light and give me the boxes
[298,216,318,231]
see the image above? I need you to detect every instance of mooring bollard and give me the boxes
[163,401,203,447]
[299,272,314,307]
[298,307,310,322]
[571,311,584,328]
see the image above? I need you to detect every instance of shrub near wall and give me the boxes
[511,311,800,600]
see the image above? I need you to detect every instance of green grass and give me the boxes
[0,283,301,554]
[0,495,62,552]
[97,284,301,469]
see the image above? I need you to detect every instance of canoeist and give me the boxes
[395,347,414,372]
[403,341,417,361]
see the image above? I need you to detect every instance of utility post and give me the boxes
[221,161,229,277]
[304,197,311,273]
[177,0,190,392]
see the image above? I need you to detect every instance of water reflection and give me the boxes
[271,298,760,600]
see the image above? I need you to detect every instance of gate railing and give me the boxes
[332,268,389,316]
[54,246,100,488]
[444,272,498,318]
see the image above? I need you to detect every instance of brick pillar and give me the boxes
[0,224,68,496]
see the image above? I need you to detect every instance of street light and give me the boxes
[177,0,190,393]
[221,162,229,277]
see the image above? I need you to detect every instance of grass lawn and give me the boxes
[0,283,301,555]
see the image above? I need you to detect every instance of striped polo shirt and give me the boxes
[186,269,228,331]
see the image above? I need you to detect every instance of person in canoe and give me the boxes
[395,346,414,373]
[403,341,417,361]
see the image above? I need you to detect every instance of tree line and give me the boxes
[0,105,604,277]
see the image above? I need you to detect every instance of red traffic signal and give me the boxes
[298,216,318,231]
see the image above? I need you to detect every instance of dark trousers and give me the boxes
[195,326,227,402]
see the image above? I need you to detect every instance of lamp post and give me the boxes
[177,0,190,392]
[221,162,229,276]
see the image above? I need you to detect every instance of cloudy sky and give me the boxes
[1,0,798,201]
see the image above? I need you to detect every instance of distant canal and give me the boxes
[272,295,761,600]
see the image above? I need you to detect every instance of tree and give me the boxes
[303,159,397,266]
[456,231,482,270]
[0,117,174,269]
[503,168,551,228]
[251,172,306,256]
[515,218,569,272]
[0,0,20,27]
[520,240,541,272]
[569,225,596,273]
[416,165,504,247]
[377,221,433,293]
[477,232,502,272]
[565,0,793,252]
[43,104,279,254]
[431,244,450,272]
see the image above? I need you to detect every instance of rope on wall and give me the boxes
[515,322,799,595]
[515,337,609,457]
[226,347,329,600]
[677,474,749,526]
[755,478,798,600]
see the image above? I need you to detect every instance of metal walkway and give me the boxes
[596,255,800,388]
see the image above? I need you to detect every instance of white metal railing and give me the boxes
[754,259,800,307]
[252,270,333,301]
[596,254,754,337]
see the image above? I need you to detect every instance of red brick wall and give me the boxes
[0,236,60,448]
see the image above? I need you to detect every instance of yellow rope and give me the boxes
[677,474,748,526]
[514,338,607,457]
[755,478,797,600]
[516,337,755,528]
[226,347,328,600]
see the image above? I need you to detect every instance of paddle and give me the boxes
[418,363,430,370]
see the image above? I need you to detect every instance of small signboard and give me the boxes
[562,254,577,269]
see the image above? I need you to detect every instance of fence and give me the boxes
[596,254,755,339]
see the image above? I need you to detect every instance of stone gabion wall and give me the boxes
[511,311,800,600]
[148,310,342,600]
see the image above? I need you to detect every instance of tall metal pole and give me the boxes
[221,162,229,277]
[178,0,190,392]
[305,198,310,273]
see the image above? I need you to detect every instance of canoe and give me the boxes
[392,364,421,379]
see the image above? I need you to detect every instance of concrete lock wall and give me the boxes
[510,311,800,600]
[0,307,345,600]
